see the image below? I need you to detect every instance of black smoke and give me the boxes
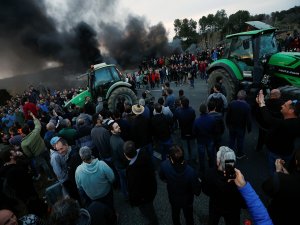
[0,0,102,76]
[0,0,180,81]
[100,15,171,68]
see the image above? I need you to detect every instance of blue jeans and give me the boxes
[197,141,215,178]
[228,128,246,156]
[267,151,293,175]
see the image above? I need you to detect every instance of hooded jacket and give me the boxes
[75,159,114,200]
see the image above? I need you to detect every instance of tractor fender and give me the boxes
[208,59,243,82]
[105,81,132,99]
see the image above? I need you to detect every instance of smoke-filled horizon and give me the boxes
[0,0,181,79]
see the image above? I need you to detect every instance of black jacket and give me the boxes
[159,159,201,206]
[126,148,157,206]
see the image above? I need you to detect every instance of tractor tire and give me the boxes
[208,69,237,102]
[278,86,300,102]
[108,87,138,111]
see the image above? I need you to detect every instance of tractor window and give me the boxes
[94,67,113,86]
[259,33,278,58]
[229,36,253,60]
[229,36,253,71]
[110,67,122,81]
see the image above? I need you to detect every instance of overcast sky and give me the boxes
[118,0,299,39]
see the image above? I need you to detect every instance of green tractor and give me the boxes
[207,21,300,103]
[65,63,138,111]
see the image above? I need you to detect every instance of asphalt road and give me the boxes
[114,78,270,225]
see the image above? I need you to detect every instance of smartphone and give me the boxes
[225,160,236,180]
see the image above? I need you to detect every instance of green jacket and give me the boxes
[21,118,46,158]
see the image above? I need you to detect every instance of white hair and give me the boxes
[216,146,236,170]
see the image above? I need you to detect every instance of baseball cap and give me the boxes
[50,136,60,146]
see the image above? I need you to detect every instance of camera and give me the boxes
[225,159,236,180]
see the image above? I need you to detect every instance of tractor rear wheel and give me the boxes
[108,87,138,111]
[208,69,237,102]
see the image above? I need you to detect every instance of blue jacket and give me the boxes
[238,182,273,225]
[193,113,215,143]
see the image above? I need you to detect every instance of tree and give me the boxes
[173,18,199,50]
[199,16,208,33]
[206,14,215,31]
[225,10,250,33]
[214,10,228,31]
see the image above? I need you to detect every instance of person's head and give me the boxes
[199,103,208,115]
[123,141,137,159]
[79,146,93,162]
[50,198,90,225]
[207,99,217,112]
[0,209,18,225]
[123,101,132,113]
[109,120,121,135]
[50,136,61,149]
[166,88,173,95]
[21,124,31,136]
[216,76,223,84]
[157,97,164,105]
[281,100,300,118]
[164,81,170,88]
[85,96,91,102]
[270,89,281,99]
[179,89,184,97]
[55,138,69,156]
[61,119,71,128]
[216,146,236,171]
[180,97,189,108]
[132,104,144,116]
[138,98,146,107]
[169,145,184,165]
[46,122,56,131]
[0,148,15,164]
[154,102,162,114]
[213,83,221,92]
[237,90,247,100]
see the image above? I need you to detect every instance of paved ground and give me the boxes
[113,78,270,225]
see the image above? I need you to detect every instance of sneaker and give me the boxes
[32,174,41,181]
[237,154,246,159]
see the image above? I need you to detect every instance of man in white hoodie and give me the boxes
[75,146,115,209]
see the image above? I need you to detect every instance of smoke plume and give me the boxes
[0,0,177,80]
[0,0,102,77]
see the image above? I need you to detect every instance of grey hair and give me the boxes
[237,90,247,100]
[216,146,236,170]
[79,146,92,161]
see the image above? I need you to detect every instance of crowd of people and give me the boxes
[0,74,300,225]
[1,44,300,224]
[125,49,222,90]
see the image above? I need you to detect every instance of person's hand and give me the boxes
[275,159,289,174]
[232,168,246,188]
[256,90,265,107]
[29,111,35,118]
[53,109,58,117]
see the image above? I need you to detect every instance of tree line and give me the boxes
[173,6,300,50]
